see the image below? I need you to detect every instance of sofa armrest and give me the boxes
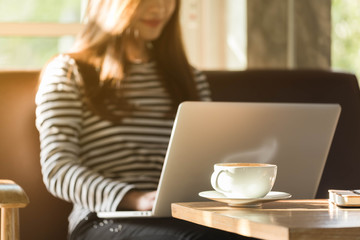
[0,180,29,240]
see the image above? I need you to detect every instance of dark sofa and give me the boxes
[0,69,359,240]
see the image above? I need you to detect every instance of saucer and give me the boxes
[198,191,292,207]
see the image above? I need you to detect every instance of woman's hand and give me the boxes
[118,190,157,211]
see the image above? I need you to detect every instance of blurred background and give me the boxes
[0,0,358,82]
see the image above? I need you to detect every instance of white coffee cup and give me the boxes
[210,163,277,198]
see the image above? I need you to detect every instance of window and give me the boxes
[332,0,360,81]
[0,0,86,69]
[181,0,246,70]
[1,0,246,70]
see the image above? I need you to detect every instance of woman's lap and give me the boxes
[70,213,255,240]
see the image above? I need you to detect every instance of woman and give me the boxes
[36,0,250,239]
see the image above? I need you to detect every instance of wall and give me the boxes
[180,0,331,70]
[247,0,331,69]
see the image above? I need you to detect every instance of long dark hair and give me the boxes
[67,0,199,122]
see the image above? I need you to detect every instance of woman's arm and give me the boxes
[193,69,212,101]
[118,190,156,211]
[36,55,136,212]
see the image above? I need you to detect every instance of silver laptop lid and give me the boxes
[153,101,341,216]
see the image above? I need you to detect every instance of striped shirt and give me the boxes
[35,54,211,232]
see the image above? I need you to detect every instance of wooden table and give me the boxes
[171,200,360,240]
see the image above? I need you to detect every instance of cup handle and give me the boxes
[211,169,230,194]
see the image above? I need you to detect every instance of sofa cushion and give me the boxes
[206,69,360,198]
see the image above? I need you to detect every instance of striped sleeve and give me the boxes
[35,55,135,212]
[193,68,212,101]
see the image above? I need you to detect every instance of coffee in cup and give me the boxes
[210,163,277,198]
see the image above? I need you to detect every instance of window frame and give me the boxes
[0,23,82,37]
[0,0,87,69]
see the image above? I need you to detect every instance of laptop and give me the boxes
[97,101,341,218]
